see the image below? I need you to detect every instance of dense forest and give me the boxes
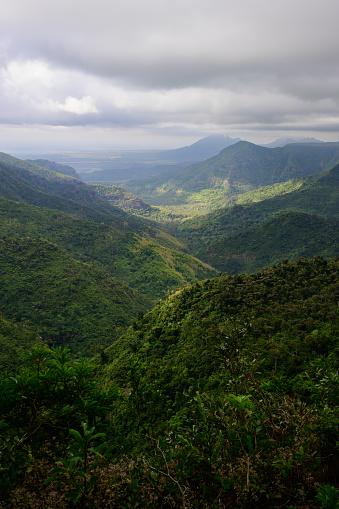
[1,258,338,507]
[0,144,338,507]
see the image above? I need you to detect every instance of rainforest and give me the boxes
[0,139,338,508]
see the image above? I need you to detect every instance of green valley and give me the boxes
[122,141,339,217]
[0,140,339,508]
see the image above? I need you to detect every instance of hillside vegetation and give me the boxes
[0,236,149,357]
[196,212,339,274]
[122,141,339,216]
[1,258,338,507]
[175,163,339,257]
[0,154,217,358]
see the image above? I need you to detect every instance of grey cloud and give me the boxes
[1,0,339,147]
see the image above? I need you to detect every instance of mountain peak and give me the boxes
[262,136,324,148]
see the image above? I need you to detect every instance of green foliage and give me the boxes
[0,194,216,302]
[1,258,339,507]
[0,346,117,498]
[315,484,339,509]
[0,236,148,355]
[0,152,74,180]
[103,257,339,396]
[0,314,42,373]
[45,422,107,507]
[177,163,339,254]
[196,211,339,274]
[26,159,79,178]
[123,141,339,217]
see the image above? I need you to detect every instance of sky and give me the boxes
[1,0,339,152]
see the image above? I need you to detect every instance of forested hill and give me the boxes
[0,152,219,359]
[103,256,339,392]
[0,254,338,505]
[0,236,149,358]
[197,211,339,274]
[176,162,339,253]
[0,152,75,180]
[122,141,339,215]
[26,158,80,178]
[92,256,339,507]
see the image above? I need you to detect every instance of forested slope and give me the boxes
[0,236,149,357]
[195,211,339,274]
[122,141,339,215]
[176,163,339,253]
[2,258,336,507]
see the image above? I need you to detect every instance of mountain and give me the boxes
[79,135,241,184]
[262,136,324,148]
[0,152,217,311]
[80,162,188,184]
[122,141,339,217]
[173,163,339,273]
[96,257,339,507]
[1,257,338,507]
[104,255,339,390]
[0,152,75,180]
[26,158,80,178]
[158,134,242,162]
[0,236,149,357]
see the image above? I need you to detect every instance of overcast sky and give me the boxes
[1,0,339,152]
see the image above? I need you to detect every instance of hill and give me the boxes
[176,163,339,253]
[122,141,339,216]
[158,134,241,162]
[196,211,339,274]
[21,136,241,185]
[97,257,339,507]
[104,256,339,392]
[262,136,324,148]
[0,253,338,505]
[0,152,217,308]
[26,158,80,178]
[0,236,149,357]
[0,196,217,302]
[0,152,75,180]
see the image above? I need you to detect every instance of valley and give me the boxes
[0,136,338,508]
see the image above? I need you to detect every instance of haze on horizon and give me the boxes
[1,0,339,153]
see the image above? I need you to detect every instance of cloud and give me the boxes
[1,0,339,148]
[48,96,99,115]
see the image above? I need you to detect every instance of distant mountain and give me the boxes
[80,135,242,184]
[158,134,242,162]
[123,141,339,216]
[262,136,324,148]
[26,158,80,178]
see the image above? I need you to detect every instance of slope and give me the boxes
[0,314,42,373]
[158,134,241,162]
[0,236,149,357]
[197,211,339,274]
[0,153,186,241]
[123,141,339,216]
[2,258,339,507]
[26,158,80,178]
[176,162,339,252]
